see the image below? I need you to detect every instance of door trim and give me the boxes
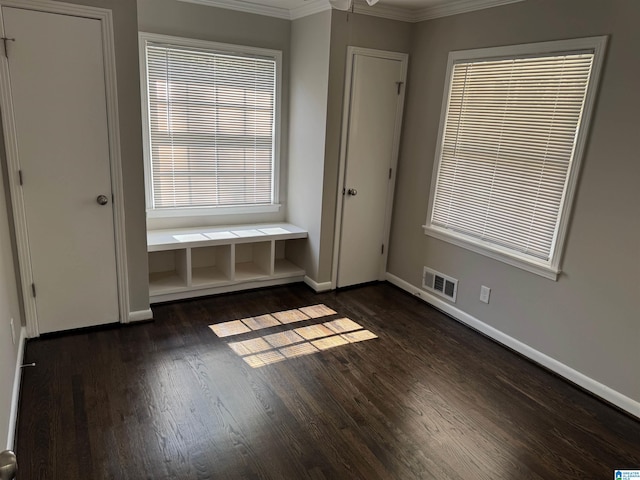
[0,0,129,337]
[331,47,408,289]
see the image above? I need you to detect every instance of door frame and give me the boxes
[0,0,129,337]
[331,47,408,289]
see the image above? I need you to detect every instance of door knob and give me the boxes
[0,450,17,480]
[347,188,358,196]
[96,194,109,206]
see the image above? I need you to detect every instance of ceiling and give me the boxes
[177,0,525,22]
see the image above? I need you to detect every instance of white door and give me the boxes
[336,49,408,288]
[2,7,119,333]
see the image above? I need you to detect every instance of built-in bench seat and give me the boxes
[147,223,308,303]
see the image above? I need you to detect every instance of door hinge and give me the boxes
[31,283,36,298]
[395,81,404,95]
[389,168,392,179]
[381,244,384,255]
[18,170,23,186]
[2,37,15,58]
[112,193,114,204]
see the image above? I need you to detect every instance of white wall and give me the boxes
[388,0,640,412]
[286,11,332,282]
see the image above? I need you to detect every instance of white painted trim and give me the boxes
[304,276,333,293]
[378,49,408,282]
[424,36,608,281]
[0,0,129,335]
[177,0,292,19]
[412,0,524,22]
[177,0,524,23]
[147,222,307,251]
[128,309,153,323]
[7,326,25,450]
[351,0,416,22]
[423,225,560,281]
[330,44,356,289]
[100,6,131,327]
[179,0,333,20]
[290,0,331,20]
[0,9,37,337]
[386,272,640,419]
[147,204,282,219]
[331,47,408,289]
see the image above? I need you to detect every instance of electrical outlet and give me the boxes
[480,286,491,304]
[10,318,16,345]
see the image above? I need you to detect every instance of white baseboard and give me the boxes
[127,308,154,323]
[304,276,333,293]
[386,272,640,419]
[7,326,26,450]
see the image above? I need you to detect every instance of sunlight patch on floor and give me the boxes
[241,314,280,330]
[208,320,250,337]
[263,330,304,348]
[209,304,378,368]
[272,308,311,324]
[294,324,334,340]
[299,304,338,319]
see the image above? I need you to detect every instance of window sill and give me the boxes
[422,225,560,281]
[148,204,282,219]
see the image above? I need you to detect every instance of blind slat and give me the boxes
[145,42,277,209]
[430,53,594,261]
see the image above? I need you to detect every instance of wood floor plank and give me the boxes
[15,282,640,479]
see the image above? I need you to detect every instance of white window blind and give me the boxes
[145,42,277,210]
[429,52,595,263]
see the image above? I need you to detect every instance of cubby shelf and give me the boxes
[147,223,307,303]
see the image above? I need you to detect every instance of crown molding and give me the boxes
[413,0,524,22]
[177,0,291,19]
[177,0,525,23]
[290,0,331,20]
[352,0,415,22]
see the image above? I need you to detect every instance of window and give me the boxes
[424,37,607,279]
[139,33,281,217]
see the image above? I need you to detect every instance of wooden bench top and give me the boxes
[147,223,308,252]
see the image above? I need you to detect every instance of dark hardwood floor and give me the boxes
[16,282,640,479]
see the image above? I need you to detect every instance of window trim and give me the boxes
[423,36,608,280]
[138,32,282,218]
